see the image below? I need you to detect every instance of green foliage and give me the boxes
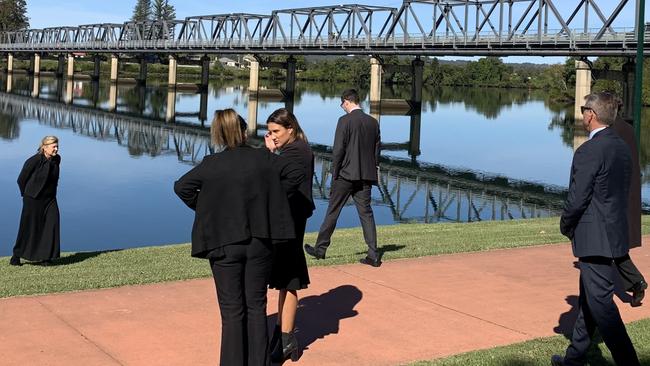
[152,0,175,21]
[0,0,28,31]
[131,0,152,22]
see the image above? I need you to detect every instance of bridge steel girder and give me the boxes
[0,1,645,56]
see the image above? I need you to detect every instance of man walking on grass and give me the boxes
[304,89,382,267]
[552,92,640,365]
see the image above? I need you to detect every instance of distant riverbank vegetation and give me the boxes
[4,55,647,106]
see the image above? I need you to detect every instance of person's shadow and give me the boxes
[45,249,122,266]
[268,285,362,362]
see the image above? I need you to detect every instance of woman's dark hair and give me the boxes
[266,108,308,143]
[341,88,360,105]
[211,109,247,149]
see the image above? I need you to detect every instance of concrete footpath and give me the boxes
[1,240,649,366]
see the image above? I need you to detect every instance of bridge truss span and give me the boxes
[0,0,645,56]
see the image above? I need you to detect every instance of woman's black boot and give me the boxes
[271,330,299,363]
[269,324,281,356]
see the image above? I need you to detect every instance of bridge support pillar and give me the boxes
[6,53,13,73]
[67,54,75,79]
[110,54,119,83]
[411,57,424,109]
[247,92,259,136]
[5,74,12,92]
[284,56,296,113]
[65,79,73,104]
[168,55,177,89]
[92,55,101,81]
[31,76,40,98]
[33,53,41,77]
[138,56,147,85]
[109,83,117,112]
[370,57,383,109]
[199,90,209,125]
[166,89,176,122]
[200,55,210,91]
[248,58,259,93]
[621,60,636,123]
[574,60,592,119]
[56,55,65,78]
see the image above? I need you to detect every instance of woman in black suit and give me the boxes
[264,108,315,362]
[174,109,303,366]
[11,135,61,266]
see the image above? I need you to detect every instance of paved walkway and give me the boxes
[1,240,649,366]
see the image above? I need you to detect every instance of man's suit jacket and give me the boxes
[174,145,304,258]
[611,118,642,248]
[560,127,632,258]
[331,109,380,182]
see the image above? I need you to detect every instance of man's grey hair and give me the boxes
[583,92,620,125]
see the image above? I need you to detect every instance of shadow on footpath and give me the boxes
[267,284,362,361]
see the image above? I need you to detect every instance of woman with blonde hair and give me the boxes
[11,136,61,266]
[264,108,315,362]
[174,109,303,366]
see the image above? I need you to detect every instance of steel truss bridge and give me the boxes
[0,91,565,223]
[0,1,647,56]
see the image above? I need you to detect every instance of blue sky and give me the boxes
[25,0,648,65]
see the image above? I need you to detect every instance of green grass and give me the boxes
[408,318,650,365]
[2,216,650,298]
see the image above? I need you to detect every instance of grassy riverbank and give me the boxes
[2,216,650,298]
[410,318,650,365]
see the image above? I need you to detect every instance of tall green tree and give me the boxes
[153,0,175,21]
[131,0,152,22]
[0,0,29,31]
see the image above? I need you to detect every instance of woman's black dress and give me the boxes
[13,153,61,262]
[269,139,315,290]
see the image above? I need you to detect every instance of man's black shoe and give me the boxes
[551,355,565,366]
[359,256,381,268]
[9,256,22,266]
[631,279,647,307]
[304,244,325,260]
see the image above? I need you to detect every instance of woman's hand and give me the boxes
[264,132,277,153]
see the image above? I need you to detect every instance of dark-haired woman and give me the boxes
[11,135,61,266]
[264,108,315,362]
[174,109,303,366]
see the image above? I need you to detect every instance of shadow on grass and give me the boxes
[354,244,406,258]
[267,284,362,361]
[49,250,123,266]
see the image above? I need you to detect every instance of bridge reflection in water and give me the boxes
[0,88,566,224]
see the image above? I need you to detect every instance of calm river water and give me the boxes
[1,74,648,255]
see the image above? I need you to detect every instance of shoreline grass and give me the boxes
[2,216,650,299]
[408,318,650,365]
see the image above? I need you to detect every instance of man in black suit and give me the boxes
[304,89,382,267]
[552,92,640,366]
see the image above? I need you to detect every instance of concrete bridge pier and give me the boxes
[168,55,177,89]
[621,60,636,123]
[65,79,73,104]
[369,56,383,110]
[137,56,147,85]
[166,89,176,122]
[110,54,119,83]
[200,55,210,91]
[108,83,117,112]
[284,56,296,113]
[6,53,13,73]
[56,55,65,78]
[91,81,100,108]
[67,54,75,79]
[409,112,422,160]
[574,60,592,119]
[31,76,40,97]
[32,53,41,76]
[248,58,260,93]
[92,55,102,81]
[5,73,12,92]
[199,90,209,125]
[411,57,424,110]
[247,92,259,136]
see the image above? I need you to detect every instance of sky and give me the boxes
[24,0,649,65]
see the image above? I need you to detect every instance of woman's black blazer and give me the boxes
[174,145,304,258]
[17,153,61,199]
